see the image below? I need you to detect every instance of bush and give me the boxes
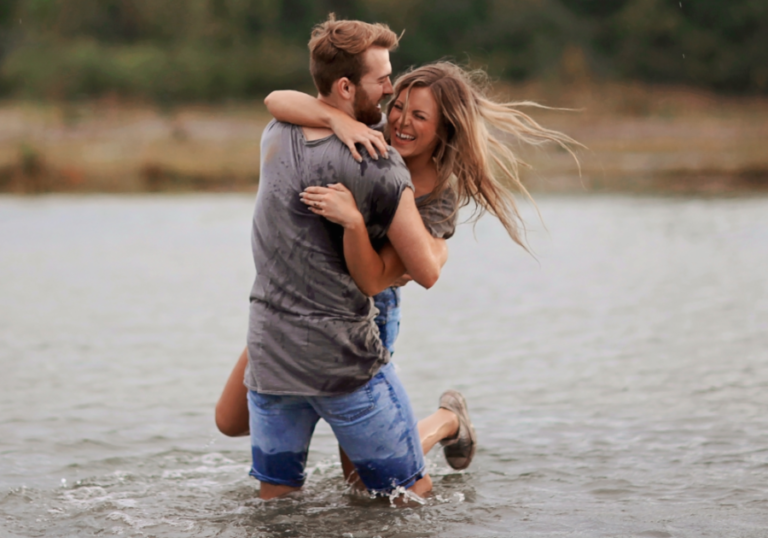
[1,38,310,101]
[1,0,767,100]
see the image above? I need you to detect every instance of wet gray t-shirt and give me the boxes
[245,120,413,396]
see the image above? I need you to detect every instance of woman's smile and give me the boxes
[394,129,416,142]
[388,86,439,159]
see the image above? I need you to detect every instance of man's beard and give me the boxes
[353,87,382,126]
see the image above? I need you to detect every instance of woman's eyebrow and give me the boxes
[396,102,430,117]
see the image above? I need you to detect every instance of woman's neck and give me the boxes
[404,153,438,198]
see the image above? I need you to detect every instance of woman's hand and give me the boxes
[301,184,364,229]
[328,114,388,162]
[391,274,413,287]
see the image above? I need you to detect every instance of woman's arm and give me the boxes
[264,90,388,161]
[301,184,448,296]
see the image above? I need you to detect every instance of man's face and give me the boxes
[353,46,394,125]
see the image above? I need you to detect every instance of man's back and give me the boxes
[245,120,412,396]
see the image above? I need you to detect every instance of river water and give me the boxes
[1,194,767,537]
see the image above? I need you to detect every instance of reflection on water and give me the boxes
[1,194,767,537]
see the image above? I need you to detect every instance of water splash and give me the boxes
[387,485,427,507]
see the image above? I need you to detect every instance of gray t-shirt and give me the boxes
[245,120,413,396]
[416,184,458,239]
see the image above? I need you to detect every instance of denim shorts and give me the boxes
[248,362,425,493]
[373,286,401,355]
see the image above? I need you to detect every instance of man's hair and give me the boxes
[308,13,399,96]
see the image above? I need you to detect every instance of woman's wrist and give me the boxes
[342,212,366,232]
[327,110,350,133]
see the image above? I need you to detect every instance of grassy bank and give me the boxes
[1,82,767,195]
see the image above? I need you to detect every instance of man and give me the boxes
[245,15,474,500]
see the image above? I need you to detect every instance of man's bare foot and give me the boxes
[259,482,301,500]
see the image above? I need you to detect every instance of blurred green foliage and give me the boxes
[0,0,766,101]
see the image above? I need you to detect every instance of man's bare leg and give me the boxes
[259,482,301,500]
[214,347,250,437]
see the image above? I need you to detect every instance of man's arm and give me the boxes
[386,189,446,289]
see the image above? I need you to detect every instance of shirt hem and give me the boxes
[244,359,389,398]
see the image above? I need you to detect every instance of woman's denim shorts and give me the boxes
[248,362,425,493]
[373,286,401,355]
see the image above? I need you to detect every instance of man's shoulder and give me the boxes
[357,146,410,179]
[328,141,410,187]
[263,119,293,135]
[261,119,293,144]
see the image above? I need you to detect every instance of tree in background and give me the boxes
[0,0,766,101]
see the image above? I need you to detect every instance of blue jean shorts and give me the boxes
[247,362,425,493]
[373,286,401,355]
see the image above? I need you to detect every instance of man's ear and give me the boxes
[334,77,355,102]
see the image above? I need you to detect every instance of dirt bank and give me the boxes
[2,83,767,195]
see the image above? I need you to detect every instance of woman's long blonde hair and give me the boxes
[386,62,580,250]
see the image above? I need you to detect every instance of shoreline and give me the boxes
[1,82,767,195]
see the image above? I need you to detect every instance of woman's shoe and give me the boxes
[439,390,477,470]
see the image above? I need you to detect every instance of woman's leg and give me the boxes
[417,408,459,455]
[214,347,251,437]
[339,446,364,489]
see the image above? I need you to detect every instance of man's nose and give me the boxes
[383,78,393,95]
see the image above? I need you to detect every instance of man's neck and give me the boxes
[302,94,354,142]
[317,94,354,119]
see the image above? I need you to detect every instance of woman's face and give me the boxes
[388,87,440,160]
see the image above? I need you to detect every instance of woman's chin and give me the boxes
[392,141,416,158]
[394,147,413,159]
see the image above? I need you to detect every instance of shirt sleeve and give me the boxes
[417,184,459,240]
[340,147,414,249]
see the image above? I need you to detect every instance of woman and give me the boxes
[215,62,579,478]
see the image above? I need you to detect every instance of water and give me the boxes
[1,194,767,537]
